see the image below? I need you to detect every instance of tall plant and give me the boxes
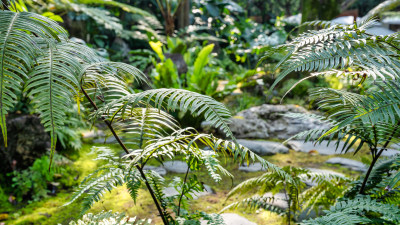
[255,9,400,224]
[0,8,288,224]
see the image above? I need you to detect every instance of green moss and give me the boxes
[5,141,371,225]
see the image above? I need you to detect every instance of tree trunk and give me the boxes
[176,0,190,30]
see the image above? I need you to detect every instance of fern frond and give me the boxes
[25,41,83,164]
[221,195,286,215]
[69,210,151,225]
[302,196,400,225]
[81,61,148,107]
[362,0,400,21]
[0,11,66,146]
[97,89,234,138]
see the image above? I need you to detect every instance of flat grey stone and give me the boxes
[325,157,367,172]
[143,166,167,176]
[163,187,179,198]
[163,161,189,173]
[380,148,400,157]
[201,213,256,225]
[263,193,289,209]
[287,140,353,155]
[301,168,345,186]
[239,163,267,172]
[238,139,289,156]
[163,185,214,200]
[81,130,105,139]
[93,136,116,144]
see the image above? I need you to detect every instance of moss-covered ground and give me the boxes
[4,140,371,225]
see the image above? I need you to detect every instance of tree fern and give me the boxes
[97,88,234,140]
[0,11,66,146]
[301,196,400,225]
[262,18,400,91]
[25,41,83,164]
[68,210,151,225]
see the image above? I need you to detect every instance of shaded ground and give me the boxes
[5,141,370,225]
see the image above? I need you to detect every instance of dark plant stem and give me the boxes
[177,160,191,216]
[359,121,400,194]
[81,88,168,225]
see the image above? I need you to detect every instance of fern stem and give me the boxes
[177,159,191,216]
[360,121,400,194]
[81,87,169,225]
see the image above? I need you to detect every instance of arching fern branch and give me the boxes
[0,11,66,146]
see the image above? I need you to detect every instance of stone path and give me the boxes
[287,140,353,155]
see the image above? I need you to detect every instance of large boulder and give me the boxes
[238,139,289,155]
[202,104,329,140]
[0,115,50,173]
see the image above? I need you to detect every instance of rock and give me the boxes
[325,157,367,172]
[263,193,289,209]
[203,104,330,140]
[228,117,270,139]
[301,168,345,186]
[93,136,116,144]
[143,166,167,176]
[163,187,179,198]
[238,139,289,155]
[239,162,267,172]
[218,213,257,225]
[163,161,189,173]
[164,53,188,74]
[380,148,400,157]
[0,115,50,173]
[163,185,214,200]
[287,140,353,155]
[81,130,105,139]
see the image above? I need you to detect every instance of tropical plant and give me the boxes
[0,7,288,224]
[223,166,350,223]
[257,2,400,223]
[68,210,151,225]
[148,38,222,96]
[8,155,71,202]
[302,154,400,224]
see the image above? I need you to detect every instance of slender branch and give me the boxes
[359,120,400,194]
[81,87,168,225]
[177,159,191,216]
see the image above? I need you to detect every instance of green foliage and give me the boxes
[301,196,400,225]
[68,210,151,225]
[148,40,219,96]
[9,155,72,202]
[223,166,349,222]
